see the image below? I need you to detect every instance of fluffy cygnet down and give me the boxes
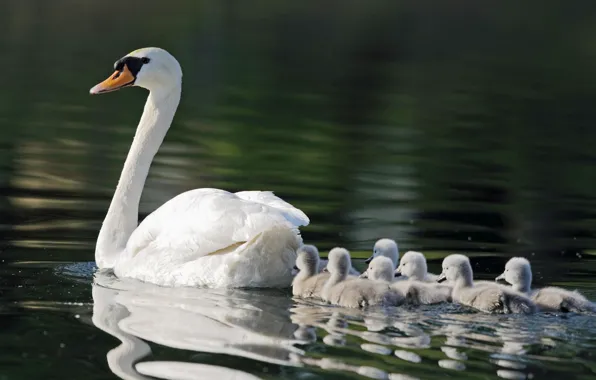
[438,254,536,314]
[318,259,360,276]
[292,245,329,299]
[292,246,360,276]
[360,238,399,279]
[394,251,439,282]
[496,257,595,313]
[322,248,404,308]
[368,256,451,305]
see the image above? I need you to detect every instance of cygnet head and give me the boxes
[294,245,320,276]
[395,251,427,280]
[496,257,532,293]
[367,256,395,282]
[326,247,352,278]
[437,254,473,286]
[365,238,399,268]
[90,47,183,95]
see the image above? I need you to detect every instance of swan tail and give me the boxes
[561,293,596,313]
[225,226,302,288]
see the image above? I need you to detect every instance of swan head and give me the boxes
[367,256,394,282]
[327,247,351,277]
[395,251,427,280]
[437,254,472,285]
[90,47,182,95]
[295,245,320,275]
[496,257,532,291]
[365,238,399,267]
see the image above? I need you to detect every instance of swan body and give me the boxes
[91,48,308,288]
[322,248,404,308]
[292,245,329,298]
[359,238,399,279]
[369,257,451,305]
[438,254,536,314]
[496,257,595,313]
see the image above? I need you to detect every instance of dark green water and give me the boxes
[1,1,596,379]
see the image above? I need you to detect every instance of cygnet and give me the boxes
[438,254,536,314]
[322,248,404,308]
[496,257,595,313]
[394,251,439,282]
[369,256,451,305]
[318,259,360,276]
[360,238,399,279]
[292,245,329,299]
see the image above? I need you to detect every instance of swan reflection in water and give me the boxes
[90,269,596,380]
[91,270,305,380]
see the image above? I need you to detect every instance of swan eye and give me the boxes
[141,57,151,64]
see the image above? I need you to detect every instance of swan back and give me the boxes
[235,191,309,227]
[532,287,595,313]
[393,281,452,305]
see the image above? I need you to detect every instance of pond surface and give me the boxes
[1,0,596,379]
[1,260,596,380]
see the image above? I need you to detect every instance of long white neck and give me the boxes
[95,86,181,268]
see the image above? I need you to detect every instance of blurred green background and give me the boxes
[1,0,596,262]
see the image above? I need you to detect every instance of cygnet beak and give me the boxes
[394,269,402,278]
[437,273,447,283]
[495,273,506,283]
[359,271,369,279]
[364,255,374,264]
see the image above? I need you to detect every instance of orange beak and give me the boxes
[89,64,135,95]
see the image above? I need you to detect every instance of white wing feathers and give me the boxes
[235,191,310,227]
[125,189,308,263]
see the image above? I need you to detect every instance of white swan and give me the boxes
[90,47,309,288]
[438,254,536,314]
[359,238,399,278]
[496,257,595,313]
